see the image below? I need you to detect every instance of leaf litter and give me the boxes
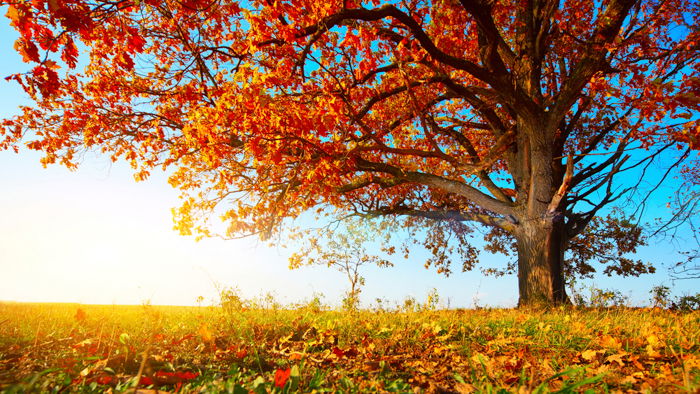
[0,303,697,392]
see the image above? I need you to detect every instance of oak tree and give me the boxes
[2,0,698,305]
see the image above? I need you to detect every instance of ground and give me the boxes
[0,302,698,393]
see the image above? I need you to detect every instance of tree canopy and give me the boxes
[2,0,699,305]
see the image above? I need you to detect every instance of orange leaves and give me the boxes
[4,304,700,392]
[599,334,623,350]
[197,323,214,346]
[5,5,21,25]
[74,308,87,323]
[1,0,698,289]
[568,319,681,391]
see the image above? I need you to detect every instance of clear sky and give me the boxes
[0,9,696,308]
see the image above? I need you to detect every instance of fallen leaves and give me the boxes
[581,349,602,362]
[273,368,290,388]
[0,304,698,392]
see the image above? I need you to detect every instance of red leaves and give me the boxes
[94,375,115,385]
[142,370,200,386]
[126,28,147,53]
[332,346,358,358]
[274,368,291,388]
[14,39,40,63]
[115,53,135,71]
[61,37,79,68]
[171,333,195,346]
[223,345,248,359]
[1,0,698,289]
[332,346,346,358]
[31,65,60,97]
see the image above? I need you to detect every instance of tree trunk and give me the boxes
[515,213,570,306]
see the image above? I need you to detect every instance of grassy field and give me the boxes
[0,301,698,393]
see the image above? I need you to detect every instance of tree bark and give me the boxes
[515,213,570,306]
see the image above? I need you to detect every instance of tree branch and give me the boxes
[365,206,516,232]
[547,0,637,128]
[353,157,515,217]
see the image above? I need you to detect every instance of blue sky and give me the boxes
[0,8,697,308]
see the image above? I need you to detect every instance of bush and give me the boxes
[673,294,700,311]
[423,288,440,311]
[650,285,672,308]
[219,286,246,315]
[571,285,630,308]
[648,285,700,311]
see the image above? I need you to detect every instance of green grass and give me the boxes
[0,302,698,393]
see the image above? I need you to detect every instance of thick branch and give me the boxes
[298,5,499,87]
[548,154,573,213]
[457,0,517,71]
[366,206,516,232]
[354,157,515,217]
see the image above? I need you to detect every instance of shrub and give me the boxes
[649,285,671,308]
[673,294,700,311]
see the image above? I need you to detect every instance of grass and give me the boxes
[0,301,698,393]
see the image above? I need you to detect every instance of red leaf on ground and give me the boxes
[274,368,291,388]
[332,347,346,358]
[172,333,195,346]
[95,375,114,385]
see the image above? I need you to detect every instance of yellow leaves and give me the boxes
[605,352,627,367]
[377,326,392,336]
[288,252,305,270]
[581,349,602,362]
[197,323,214,347]
[646,333,661,348]
[620,371,647,385]
[6,304,700,392]
[431,344,455,356]
[470,351,489,364]
[421,321,447,337]
[599,334,622,350]
[645,333,663,358]
[640,324,666,358]
[571,321,587,332]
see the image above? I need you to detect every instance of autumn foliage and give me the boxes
[0,302,698,392]
[1,0,699,305]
